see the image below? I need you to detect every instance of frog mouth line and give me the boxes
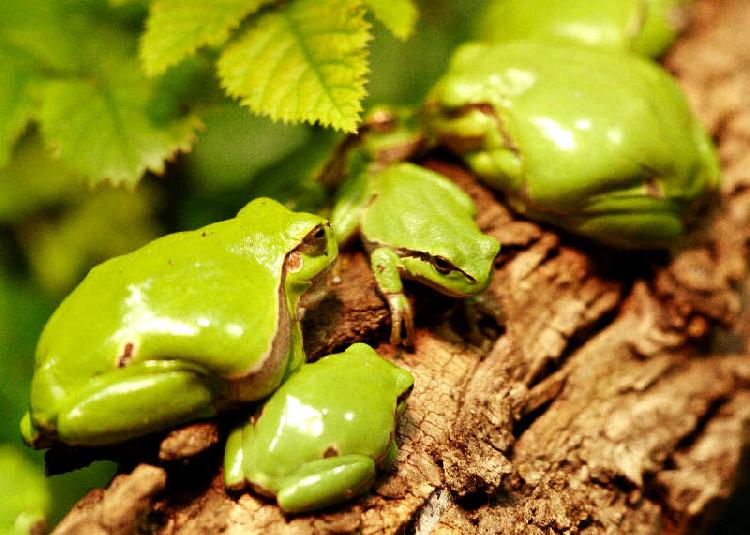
[395,248,477,284]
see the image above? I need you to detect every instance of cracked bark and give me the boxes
[52,0,750,532]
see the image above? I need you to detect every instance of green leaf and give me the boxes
[140,0,272,77]
[0,3,203,187]
[40,77,199,187]
[38,20,203,187]
[364,0,418,40]
[218,0,371,133]
[0,0,82,74]
[0,0,80,165]
[0,133,83,223]
[0,56,41,167]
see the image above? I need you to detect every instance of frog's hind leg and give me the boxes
[54,360,222,446]
[277,454,377,513]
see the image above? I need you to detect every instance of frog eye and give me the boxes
[432,256,453,274]
[313,226,326,239]
[298,224,328,256]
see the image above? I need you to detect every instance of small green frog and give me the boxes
[426,41,719,249]
[21,197,337,448]
[479,0,692,58]
[224,342,414,513]
[331,160,500,346]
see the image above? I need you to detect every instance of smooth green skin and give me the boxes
[479,0,693,58]
[21,197,338,448]
[0,445,49,535]
[332,161,500,346]
[224,343,414,513]
[426,41,719,250]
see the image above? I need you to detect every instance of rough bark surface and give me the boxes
[53,0,750,533]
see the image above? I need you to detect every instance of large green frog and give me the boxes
[426,41,719,249]
[21,197,337,448]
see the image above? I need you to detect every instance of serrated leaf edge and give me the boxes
[140,0,271,77]
[217,1,372,133]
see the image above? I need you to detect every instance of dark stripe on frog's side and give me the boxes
[363,243,479,296]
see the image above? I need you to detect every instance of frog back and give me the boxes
[33,198,320,410]
[442,42,717,214]
[479,0,683,59]
[479,0,638,52]
[244,345,412,489]
[360,163,487,259]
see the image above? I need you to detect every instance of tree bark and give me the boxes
[52,0,750,532]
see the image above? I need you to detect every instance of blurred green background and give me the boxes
[0,0,484,531]
[3,1,745,533]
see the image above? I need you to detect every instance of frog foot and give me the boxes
[277,454,377,513]
[25,360,221,447]
[386,293,415,347]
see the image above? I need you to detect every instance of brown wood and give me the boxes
[52,0,750,532]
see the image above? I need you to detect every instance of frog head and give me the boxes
[357,162,500,299]
[397,234,500,298]
[233,198,338,299]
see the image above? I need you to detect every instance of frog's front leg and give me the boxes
[277,454,377,513]
[24,360,221,447]
[369,247,414,346]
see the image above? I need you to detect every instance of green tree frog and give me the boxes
[21,198,337,448]
[224,342,414,513]
[479,0,693,58]
[331,160,500,346]
[425,41,719,249]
